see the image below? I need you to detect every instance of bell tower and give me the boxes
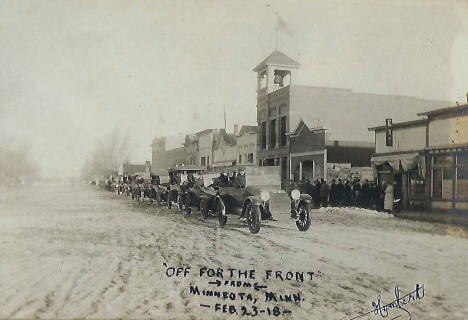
[253,50,300,97]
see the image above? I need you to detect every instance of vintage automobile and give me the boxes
[200,166,312,234]
[167,165,207,213]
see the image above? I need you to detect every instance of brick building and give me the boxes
[253,50,450,182]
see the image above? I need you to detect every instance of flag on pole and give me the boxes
[275,12,295,36]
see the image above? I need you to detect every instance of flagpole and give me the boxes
[223,105,226,130]
[275,28,278,50]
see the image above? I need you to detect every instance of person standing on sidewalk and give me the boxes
[320,179,330,207]
[313,180,321,208]
[383,181,394,213]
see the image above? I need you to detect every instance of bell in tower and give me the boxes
[253,50,300,94]
[274,73,284,87]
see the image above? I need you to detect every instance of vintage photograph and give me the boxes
[1,0,467,319]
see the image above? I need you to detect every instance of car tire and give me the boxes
[200,198,209,219]
[296,203,311,232]
[217,198,227,226]
[177,195,184,212]
[156,192,162,206]
[246,204,261,234]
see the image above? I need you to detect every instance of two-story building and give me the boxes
[212,129,237,169]
[369,101,468,211]
[236,125,257,166]
[253,50,450,183]
[196,129,220,167]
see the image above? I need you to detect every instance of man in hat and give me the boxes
[336,179,344,206]
[320,178,329,207]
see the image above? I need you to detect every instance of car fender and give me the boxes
[201,194,216,211]
[215,196,228,216]
[246,195,263,207]
[241,196,263,217]
[299,194,312,203]
[291,194,312,210]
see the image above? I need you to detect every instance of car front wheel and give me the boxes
[217,198,227,226]
[246,204,261,234]
[296,203,311,231]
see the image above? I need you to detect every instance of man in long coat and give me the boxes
[320,179,330,207]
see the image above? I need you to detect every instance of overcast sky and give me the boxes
[1,0,467,178]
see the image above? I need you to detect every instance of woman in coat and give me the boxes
[383,181,394,212]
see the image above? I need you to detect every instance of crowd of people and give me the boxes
[299,178,397,212]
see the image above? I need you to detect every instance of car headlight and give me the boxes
[291,189,300,200]
[260,191,270,202]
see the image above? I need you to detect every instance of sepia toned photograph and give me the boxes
[1,0,467,319]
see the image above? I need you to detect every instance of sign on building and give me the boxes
[327,163,351,181]
[386,118,393,147]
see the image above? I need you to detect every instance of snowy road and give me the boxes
[0,183,467,319]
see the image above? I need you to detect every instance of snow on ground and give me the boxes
[0,183,467,319]
[315,206,394,218]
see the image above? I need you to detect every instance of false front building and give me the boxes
[369,102,468,211]
[253,50,450,183]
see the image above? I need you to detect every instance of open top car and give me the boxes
[202,166,312,234]
[168,165,207,212]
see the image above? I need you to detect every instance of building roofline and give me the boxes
[368,119,428,131]
[253,50,300,72]
[326,140,375,148]
[416,103,468,117]
[291,85,452,105]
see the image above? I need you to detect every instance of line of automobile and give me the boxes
[110,165,312,234]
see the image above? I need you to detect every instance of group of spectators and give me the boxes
[300,178,392,212]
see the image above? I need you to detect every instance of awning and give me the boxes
[210,161,236,168]
[371,152,421,173]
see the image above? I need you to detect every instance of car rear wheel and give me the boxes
[247,204,261,234]
[177,195,184,212]
[217,198,227,226]
[296,203,311,231]
[156,192,162,206]
[200,198,209,219]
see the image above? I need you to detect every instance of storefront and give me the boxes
[371,152,426,209]
[370,102,468,212]
[427,147,468,210]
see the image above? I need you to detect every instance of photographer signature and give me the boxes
[347,283,425,320]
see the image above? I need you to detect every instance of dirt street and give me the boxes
[0,183,467,319]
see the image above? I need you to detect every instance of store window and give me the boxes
[261,122,267,149]
[432,155,453,200]
[270,119,277,148]
[408,170,425,199]
[456,152,468,200]
[280,116,287,146]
